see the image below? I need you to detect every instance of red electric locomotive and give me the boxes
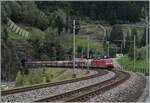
[91,59,113,70]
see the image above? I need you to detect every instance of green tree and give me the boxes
[124,32,131,53]
[1,1,12,23]
[51,47,57,60]
[1,28,21,81]
[109,25,123,47]
[137,47,146,60]
[140,29,146,46]
[43,27,60,60]
[109,43,117,57]
[8,1,22,22]
[89,3,97,20]
[2,28,9,41]
[51,9,67,35]
[56,44,66,60]
[128,44,138,60]
[15,73,23,86]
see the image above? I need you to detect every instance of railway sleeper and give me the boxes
[34,71,129,102]
[67,72,130,102]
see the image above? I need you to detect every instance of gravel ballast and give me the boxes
[1,71,115,102]
[89,71,146,102]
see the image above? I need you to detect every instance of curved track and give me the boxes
[34,70,130,102]
[1,69,108,96]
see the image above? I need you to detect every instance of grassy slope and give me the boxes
[14,68,90,88]
[77,37,103,50]
[117,55,148,74]
[6,24,46,42]
[52,69,88,82]
[2,25,28,42]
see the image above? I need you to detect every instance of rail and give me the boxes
[34,70,130,102]
[1,69,108,96]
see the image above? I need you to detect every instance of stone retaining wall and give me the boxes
[7,19,29,37]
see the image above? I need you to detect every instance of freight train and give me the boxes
[25,59,114,70]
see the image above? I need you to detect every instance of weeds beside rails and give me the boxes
[1,69,108,96]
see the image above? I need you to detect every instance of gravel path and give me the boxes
[88,71,146,102]
[1,70,115,102]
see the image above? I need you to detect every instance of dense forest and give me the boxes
[2,1,147,26]
[1,1,148,81]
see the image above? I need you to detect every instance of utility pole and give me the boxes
[120,43,122,54]
[98,25,106,40]
[87,35,90,72]
[145,3,149,74]
[82,48,84,69]
[123,37,126,48]
[107,41,109,58]
[134,35,136,71]
[72,19,76,78]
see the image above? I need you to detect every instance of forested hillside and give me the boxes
[1,1,148,81]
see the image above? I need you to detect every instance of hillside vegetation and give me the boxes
[117,46,149,75]
[14,68,90,88]
[1,1,148,81]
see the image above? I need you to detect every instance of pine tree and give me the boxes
[141,29,146,46]
[124,32,130,53]
[109,25,123,47]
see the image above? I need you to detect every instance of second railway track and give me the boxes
[1,69,108,96]
[34,70,130,102]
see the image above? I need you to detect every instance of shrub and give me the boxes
[15,73,23,86]
[137,47,146,60]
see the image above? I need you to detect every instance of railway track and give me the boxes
[34,70,130,102]
[1,69,108,96]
